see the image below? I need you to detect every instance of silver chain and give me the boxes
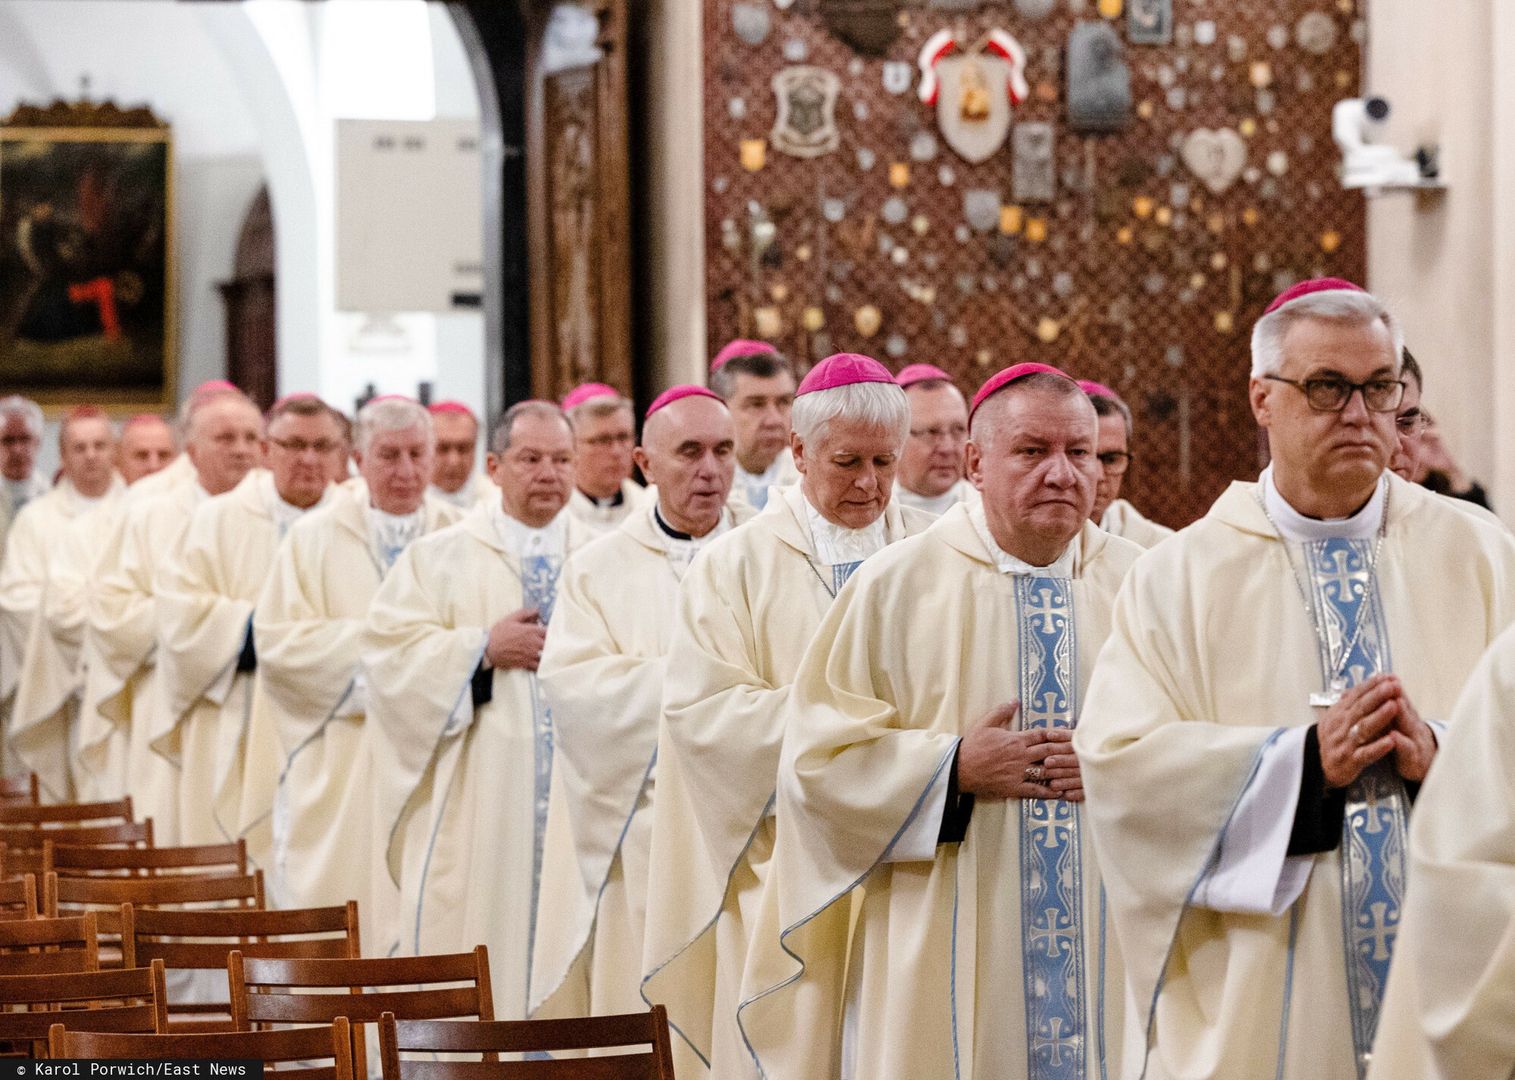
[1255,483,1390,683]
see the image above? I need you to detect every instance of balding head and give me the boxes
[119,415,177,485]
[185,393,264,496]
[59,408,117,498]
[637,394,736,537]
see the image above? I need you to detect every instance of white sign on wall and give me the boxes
[336,118,484,313]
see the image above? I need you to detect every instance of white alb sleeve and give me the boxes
[1193,725,1314,916]
[884,742,957,863]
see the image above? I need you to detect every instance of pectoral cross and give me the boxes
[1310,676,1348,710]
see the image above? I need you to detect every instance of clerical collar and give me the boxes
[895,481,962,518]
[653,506,694,541]
[71,488,107,510]
[969,502,1076,577]
[654,505,731,579]
[582,486,625,509]
[430,483,474,509]
[365,503,426,570]
[802,497,886,566]
[491,503,567,559]
[269,491,312,536]
[1260,465,1386,543]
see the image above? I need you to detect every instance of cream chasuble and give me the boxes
[365,503,593,1015]
[0,472,51,568]
[641,485,931,1074]
[154,470,312,861]
[1077,472,1515,1080]
[1367,623,1515,1080]
[739,509,1139,1080]
[730,451,801,512]
[74,457,195,803]
[248,487,459,943]
[892,477,981,518]
[8,486,126,800]
[1099,498,1175,549]
[86,480,210,847]
[0,478,123,719]
[566,478,653,534]
[532,502,752,1025]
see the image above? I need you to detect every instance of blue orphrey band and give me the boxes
[1304,537,1409,1079]
[1015,575,1088,1080]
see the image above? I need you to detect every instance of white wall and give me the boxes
[1368,0,1511,514]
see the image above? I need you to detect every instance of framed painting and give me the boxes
[0,100,174,411]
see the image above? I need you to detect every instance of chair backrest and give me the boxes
[232,947,494,1079]
[0,959,167,1051]
[0,774,39,805]
[377,1007,677,1080]
[0,873,41,920]
[0,911,99,975]
[52,871,264,962]
[0,797,133,826]
[51,1015,355,1080]
[123,902,360,1032]
[0,821,154,877]
[46,839,247,879]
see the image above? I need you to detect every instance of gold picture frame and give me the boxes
[0,99,175,413]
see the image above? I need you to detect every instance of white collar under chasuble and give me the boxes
[365,504,426,570]
[968,502,1077,577]
[1259,464,1387,543]
[490,504,568,560]
[801,497,887,565]
[652,504,733,580]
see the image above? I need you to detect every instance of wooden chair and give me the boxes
[378,1008,677,1080]
[0,797,133,826]
[0,820,154,877]
[122,901,361,1033]
[0,960,167,1055]
[0,875,41,921]
[51,1016,354,1079]
[0,776,38,806]
[51,871,264,967]
[46,839,247,880]
[0,913,98,975]
[231,947,495,1078]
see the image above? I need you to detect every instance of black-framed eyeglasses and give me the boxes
[1098,450,1132,475]
[271,437,342,455]
[1262,375,1405,413]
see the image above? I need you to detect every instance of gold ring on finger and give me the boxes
[1024,765,1045,783]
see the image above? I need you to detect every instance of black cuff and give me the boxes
[235,622,257,673]
[1286,725,1346,856]
[470,661,493,708]
[936,745,976,845]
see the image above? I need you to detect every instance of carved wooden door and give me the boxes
[524,0,633,402]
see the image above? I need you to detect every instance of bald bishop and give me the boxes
[641,354,932,1075]
[1077,281,1515,1080]
[253,397,458,946]
[366,401,594,1014]
[533,386,751,1037]
[11,414,175,800]
[87,386,265,846]
[739,365,1139,1080]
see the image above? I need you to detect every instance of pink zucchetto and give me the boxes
[969,363,1075,422]
[562,383,621,411]
[1077,379,1122,402]
[645,385,724,421]
[796,353,897,397]
[1263,277,1365,315]
[710,339,778,372]
[895,363,954,388]
[429,400,477,419]
[190,380,240,400]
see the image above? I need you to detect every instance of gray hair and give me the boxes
[567,396,633,425]
[792,381,910,450]
[1088,392,1133,439]
[0,396,43,440]
[491,400,572,453]
[354,397,433,454]
[1250,288,1404,378]
[710,351,794,400]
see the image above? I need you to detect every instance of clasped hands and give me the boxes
[955,701,1082,802]
[1317,673,1436,788]
[485,607,546,671]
